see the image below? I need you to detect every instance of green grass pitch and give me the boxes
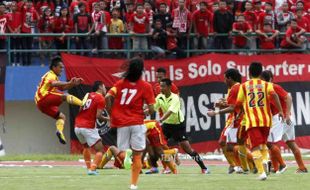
[0,165,309,190]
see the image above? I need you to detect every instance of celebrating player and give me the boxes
[35,56,86,144]
[74,81,108,175]
[261,70,308,173]
[154,78,210,174]
[208,62,283,180]
[105,57,155,190]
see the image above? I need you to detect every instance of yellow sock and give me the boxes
[261,144,269,163]
[66,94,83,106]
[98,148,113,169]
[56,119,65,132]
[223,146,235,166]
[163,149,177,155]
[252,150,264,174]
[238,145,249,171]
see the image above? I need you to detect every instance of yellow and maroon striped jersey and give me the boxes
[34,71,62,103]
[236,78,275,130]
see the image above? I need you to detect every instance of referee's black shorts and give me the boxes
[162,122,188,143]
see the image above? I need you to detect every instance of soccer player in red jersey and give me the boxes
[75,81,108,175]
[261,70,308,174]
[153,67,179,97]
[105,58,155,190]
[35,57,86,144]
[208,62,283,180]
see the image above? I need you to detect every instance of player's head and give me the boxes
[224,68,242,86]
[249,62,263,78]
[92,80,107,95]
[123,57,144,82]
[50,56,64,76]
[160,78,172,94]
[156,67,167,82]
[260,70,274,82]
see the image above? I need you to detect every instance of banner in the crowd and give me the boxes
[0,54,6,156]
[62,53,310,153]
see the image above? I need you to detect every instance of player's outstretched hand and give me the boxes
[74,77,84,85]
[207,110,216,117]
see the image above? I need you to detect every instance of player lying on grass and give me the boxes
[74,81,109,175]
[35,56,87,144]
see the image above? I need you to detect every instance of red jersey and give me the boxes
[108,79,155,128]
[296,16,310,32]
[0,14,9,37]
[270,84,288,116]
[130,13,149,33]
[153,82,179,97]
[7,12,22,32]
[258,12,275,29]
[259,29,277,49]
[244,10,257,30]
[254,9,264,18]
[226,83,243,128]
[21,8,38,33]
[192,9,212,36]
[233,22,252,47]
[280,26,303,47]
[75,92,106,129]
[38,16,54,41]
[54,16,74,33]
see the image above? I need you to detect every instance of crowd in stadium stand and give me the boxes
[0,0,309,65]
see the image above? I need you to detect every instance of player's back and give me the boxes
[75,92,105,129]
[239,78,273,128]
[35,71,59,103]
[110,79,155,127]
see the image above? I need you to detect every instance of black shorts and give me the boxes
[162,122,188,143]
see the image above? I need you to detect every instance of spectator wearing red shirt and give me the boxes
[277,2,294,32]
[192,1,212,50]
[144,1,154,27]
[21,0,39,66]
[257,1,276,30]
[99,1,112,52]
[54,7,73,51]
[296,8,310,31]
[124,2,134,31]
[38,7,54,66]
[232,14,252,50]
[7,1,22,65]
[256,22,279,50]
[88,0,99,12]
[74,2,93,56]
[129,4,150,56]
[36,0,55,16]
[253,0,264,18]
[0,2,8,50]
[244,1,257,30]
[280,19,306,49]
[166,23,186,58]
[213,0,233,49]
[172,0,192,49]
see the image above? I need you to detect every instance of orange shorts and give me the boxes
[36,93,63,119]
[147,125,167,147]
[247,127,270,150]
[114,151,125,169]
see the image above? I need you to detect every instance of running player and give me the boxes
[35,56,86,144]
[105,57,155,190]
[208,62,284,180]
[261,70,308,173]
[154,78,210,174]
[74,81,108,175]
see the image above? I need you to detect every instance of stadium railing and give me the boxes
[0,32,309,65]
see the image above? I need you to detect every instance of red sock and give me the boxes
[269,149,279,171]
[292,147,306,170]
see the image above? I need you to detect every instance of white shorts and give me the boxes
[74,127,101,147]
[282,119,296,142]
[225,127,238,144]
[267,114,284,143]
[117,125,147,151]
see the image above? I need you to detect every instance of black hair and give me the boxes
[92,81,103,92]
[78,2,85,8]
[0,2,5,6]
[156,67,167,74]
[249,62,263,77]
[159,3,167,7]
[200,1,207,6]
[161,78,172,86]
[136,3,144,8]
[123,57,144,82]
[260,70,273,82]
[225,68,242,83]
[49,56,62,70]
[155,19,162,24]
